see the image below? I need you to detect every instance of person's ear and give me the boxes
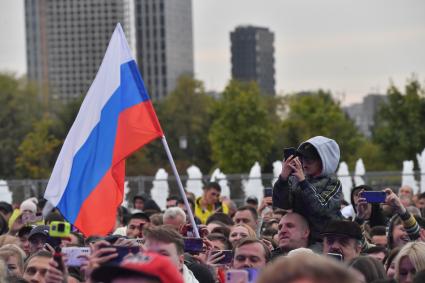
[303,228,310,239]
[179,254,185,267]
[356,242,362,254]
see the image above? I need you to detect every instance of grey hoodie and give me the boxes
[298,136,340,176]
[273,136,343,242]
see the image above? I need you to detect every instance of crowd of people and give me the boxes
[0,136,424,283]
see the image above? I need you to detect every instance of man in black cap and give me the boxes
[28,225,50,255]
[321,220,363,263]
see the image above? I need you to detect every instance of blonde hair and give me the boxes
[0,244,26,273]
[0,259,6,282]
[394,241,425,281]
[230,223,256,238]
[0,235,19,247]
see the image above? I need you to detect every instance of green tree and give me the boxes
[277,90,365,167]
[127,75,215,175]
[373,78,425,169]
[15,116,61,178]
[49,96,84,141]
[209,80,274,173]
[0,74,44,178]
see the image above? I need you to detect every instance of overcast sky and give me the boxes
[1,0,424,105]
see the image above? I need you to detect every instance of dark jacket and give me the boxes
[273,174,342,241]
[273,136,343,242]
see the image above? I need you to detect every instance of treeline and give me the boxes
[0,73,424,179]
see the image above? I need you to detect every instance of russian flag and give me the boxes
[44,24,163,236]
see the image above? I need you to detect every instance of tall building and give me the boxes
[230,26,275,95]
[134,0,193,100]
[344,94,387,137]
[25,0,131,102]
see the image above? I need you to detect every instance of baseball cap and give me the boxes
[321,220,362,241]
[91,252,184,283]
[246,195,259,205]
[297,143,321,161]
[28,225,49,240]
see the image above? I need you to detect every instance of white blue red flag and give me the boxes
[44,23,163,236]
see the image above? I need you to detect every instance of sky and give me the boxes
[1,0,425,105]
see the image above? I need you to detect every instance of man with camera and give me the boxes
[273,136,343,243]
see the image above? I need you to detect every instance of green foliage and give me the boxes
[209,80,274,173]
[355,141,389,171]
[373,78,425,169]
[127,75,215,174]
[277,91,365,167]
[0,74,44,178]
[49,96,84,140]
[15,116,61,178]
[3,70,424,179]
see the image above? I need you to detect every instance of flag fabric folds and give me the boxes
[44,23,163,236]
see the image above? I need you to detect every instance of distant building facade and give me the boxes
[134,0,194,100]
[230,26,275,95]
[25,0,131,102]
[344,94,387,137]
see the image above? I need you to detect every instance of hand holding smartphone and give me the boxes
[210,250,233,265]
[263,188,273,198]
[283,147,297,160]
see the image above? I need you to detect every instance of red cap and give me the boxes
[91,252,184,283]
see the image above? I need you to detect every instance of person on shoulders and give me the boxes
[273,136,343,242]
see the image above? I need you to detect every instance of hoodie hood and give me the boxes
[298,136,340,176]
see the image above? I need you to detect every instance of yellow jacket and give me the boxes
[194,197,229,224]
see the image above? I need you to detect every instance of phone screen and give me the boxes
[263,188,273,197]
[62,247,91,267]
[327,252,343,261]
[184,237,203,254]
[360,191,386,203]
[283,147,297,160]
[211,250,233,265]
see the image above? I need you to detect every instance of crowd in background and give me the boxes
[0,136,424,283]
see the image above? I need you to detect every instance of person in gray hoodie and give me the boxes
[273,136,343,243]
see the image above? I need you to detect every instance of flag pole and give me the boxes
[161,136,200,238]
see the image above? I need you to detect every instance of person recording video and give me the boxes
[273,136,343,243]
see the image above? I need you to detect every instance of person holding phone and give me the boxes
[273,136,343,243]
